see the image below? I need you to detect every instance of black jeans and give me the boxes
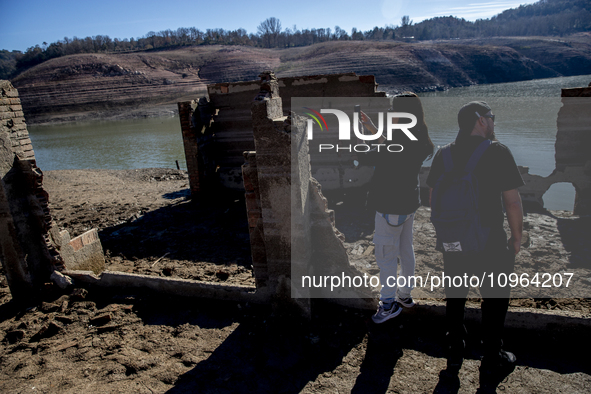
[443,237,515,356]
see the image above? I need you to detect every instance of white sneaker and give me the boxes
[372,301,402,323]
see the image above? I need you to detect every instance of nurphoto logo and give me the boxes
[303,107,418,153]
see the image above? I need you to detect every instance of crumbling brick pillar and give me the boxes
[178,101,201,197]
[244,71,380,315]
[242,151,268,288]
[247,71,311,317]
[250,72,290,293]
[0,80,61,301]
[178,98,220,198]
[556,87,591,215]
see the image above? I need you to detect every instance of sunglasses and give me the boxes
[475,111,495,122]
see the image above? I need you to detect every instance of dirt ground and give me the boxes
[42,168,255,286]
[0,168,590,393]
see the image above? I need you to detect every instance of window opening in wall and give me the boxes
[542,182,576,212]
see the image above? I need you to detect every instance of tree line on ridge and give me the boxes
[1,0,589,80]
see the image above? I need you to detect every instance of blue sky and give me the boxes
[1,0,539,52]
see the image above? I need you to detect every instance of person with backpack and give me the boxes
[426,101,524,377]
[359,93,435,323]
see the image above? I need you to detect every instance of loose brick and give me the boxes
[31,321,62,341]
[40,301,61,313]
[90,312,113,326]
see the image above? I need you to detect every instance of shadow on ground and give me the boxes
[163,300,370,393]
[114,293,589,394]
[98,191,252,267]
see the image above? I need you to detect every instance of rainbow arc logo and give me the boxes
[303,107,328,131]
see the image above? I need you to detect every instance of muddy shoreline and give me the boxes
[1,168,590,392]
[25,104,182,126]
[34,168,591,310]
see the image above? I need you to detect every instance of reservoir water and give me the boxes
[28,74,591,211]
[29,116,187,171]
[414,74,591,211]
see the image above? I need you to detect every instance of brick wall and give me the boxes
[178,101,201,196]
[180,72,386,196]
[243,73,377,317]
[242,151,268,288]
[1,80,34,163]
[0,80,62,301]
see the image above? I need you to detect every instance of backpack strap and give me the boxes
[464,139,492,173]
[381,213,411,227]
[441,143,454,173]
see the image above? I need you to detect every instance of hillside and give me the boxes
[11,34,591,124]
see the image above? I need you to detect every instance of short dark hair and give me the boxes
[456,101,492,140]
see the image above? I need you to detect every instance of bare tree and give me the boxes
[334,26,349,40]
[257,17,282,47]
[401,15,413,27]
[400,15,413,38]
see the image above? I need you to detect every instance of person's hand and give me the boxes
[359,111,378,135]
[508,236,521,255]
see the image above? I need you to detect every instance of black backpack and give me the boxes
[430,139,492,252]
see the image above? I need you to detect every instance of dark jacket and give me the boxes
[360,130,431,215]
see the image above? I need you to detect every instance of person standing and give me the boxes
[359,93,434,323]
[426,101,524,375]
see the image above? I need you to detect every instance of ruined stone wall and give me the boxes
[555,87,591,215]
[0,81,105,302]
[179,73,386,196]
[0,80,58,300]
[556,87,591,168]
[246,72,299,311]
[505,87,591,215]
[242,151,268,288]
[0,81,34,162]
[178,101,201,196]
[242,73,376,316]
